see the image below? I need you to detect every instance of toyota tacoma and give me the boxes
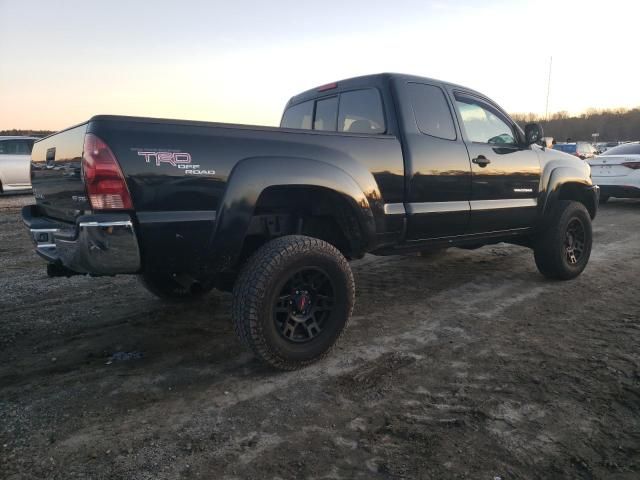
[23,73,599,370]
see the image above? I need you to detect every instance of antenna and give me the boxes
[545,56,552,121]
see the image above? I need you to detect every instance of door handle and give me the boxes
[472,155,491,167]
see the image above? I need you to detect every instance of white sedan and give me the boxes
[588,142,640,203]
[0,136,37,193]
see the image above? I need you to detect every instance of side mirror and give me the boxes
[524,123,543,145]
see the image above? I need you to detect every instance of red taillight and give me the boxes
[622,161,640,169]
[82,134,133,210]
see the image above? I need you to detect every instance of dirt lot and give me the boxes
[0,195,638,480]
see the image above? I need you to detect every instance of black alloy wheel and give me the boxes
[533,200,593,280]
[564,217,586,265]
[274,267,335,343]
[232,235,355,370]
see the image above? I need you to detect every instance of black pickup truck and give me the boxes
[23,73,599,370]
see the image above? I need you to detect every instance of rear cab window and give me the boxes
[281,101,313,130]
[407,83,456,140]
[338,89,385,134]
[313,96,338,131]
[281,88,386,134]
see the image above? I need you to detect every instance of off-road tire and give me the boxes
[138,272,214,302]
[232,235,355,370]
[534,200,592,280]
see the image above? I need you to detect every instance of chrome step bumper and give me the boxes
[23,207,141,275]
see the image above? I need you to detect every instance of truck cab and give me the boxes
[279,74,595,247]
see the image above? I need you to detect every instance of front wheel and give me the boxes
[533,200,593,280]
[232,235,355,370]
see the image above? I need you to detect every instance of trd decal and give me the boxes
[135,150,215,176]
[137,151,192,166]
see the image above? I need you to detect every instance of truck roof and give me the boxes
[286,72,484,107]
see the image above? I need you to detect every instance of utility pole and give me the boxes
[545,56,552,121]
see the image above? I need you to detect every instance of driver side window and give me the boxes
[455,95,516,145]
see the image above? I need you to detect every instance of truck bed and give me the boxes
[29,115,404,275]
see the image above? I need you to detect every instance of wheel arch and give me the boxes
[540,166,597,220]
[210,156,377,272]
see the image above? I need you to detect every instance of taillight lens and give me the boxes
[622,161,640,169]
[82,134,133,209]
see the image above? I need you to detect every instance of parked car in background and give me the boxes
[0,136,37,193]
[595,142,619,154]
[589,142,640,203]
[553,142,599,160]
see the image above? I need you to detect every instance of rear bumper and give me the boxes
[22,205,141,275]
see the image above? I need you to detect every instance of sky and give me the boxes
[1,0,638,130]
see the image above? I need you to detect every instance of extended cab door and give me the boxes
[451,91,541,233]
[394,81,472,240]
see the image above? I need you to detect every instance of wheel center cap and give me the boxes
[566,233,574,246]
[293,291,311,314]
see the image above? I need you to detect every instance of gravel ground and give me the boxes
[0,195,639,480]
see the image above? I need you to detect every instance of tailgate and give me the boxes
[31,124,91,222]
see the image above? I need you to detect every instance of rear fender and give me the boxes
[209,156,377,271]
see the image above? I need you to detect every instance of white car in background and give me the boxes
[589,142,640,203]
[0,136,37,193]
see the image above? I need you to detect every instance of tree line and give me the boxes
[0,129,55,137]
[4,106,640,143]
[511,108,640,143]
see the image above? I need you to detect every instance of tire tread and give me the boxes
[232,235,354,370]
[534,200,592,280]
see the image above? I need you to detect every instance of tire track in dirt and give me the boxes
[1,198,639,479]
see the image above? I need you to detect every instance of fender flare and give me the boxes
[540,166,596,218]
[209,155,377,271]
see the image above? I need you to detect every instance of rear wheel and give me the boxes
[533,201,592,280]
[138,272,214,302]
[232,235,354,370]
